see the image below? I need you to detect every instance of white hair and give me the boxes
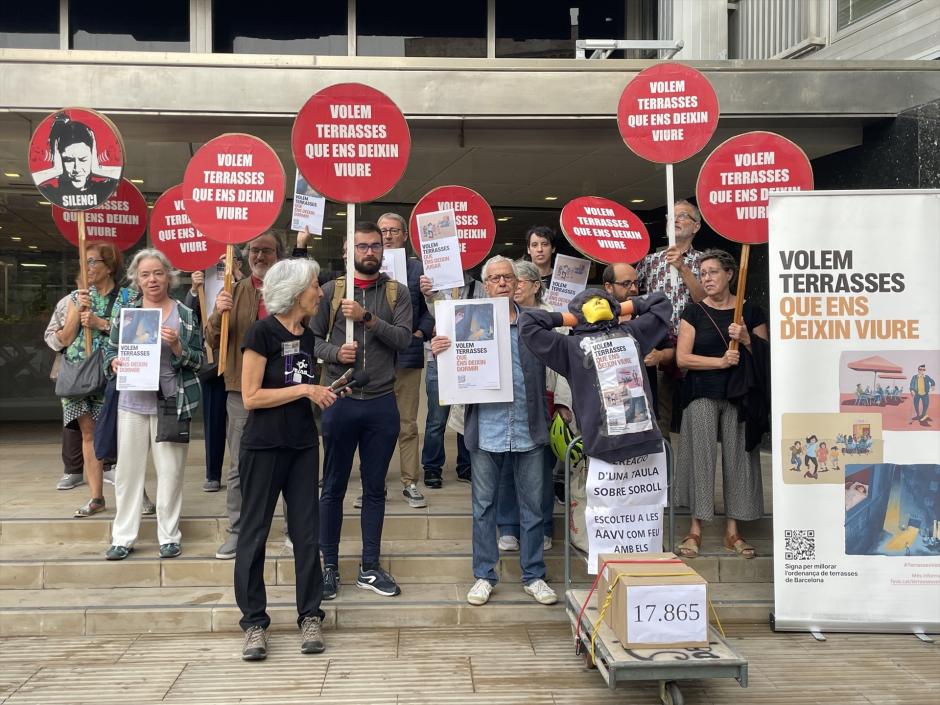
[262,258,321,315]
[482,255,517,280]
[126,248,180,289]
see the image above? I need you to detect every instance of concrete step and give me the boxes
[0,581,772,636]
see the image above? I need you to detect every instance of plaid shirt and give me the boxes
[635,246,702,335]
[103,298,203,421]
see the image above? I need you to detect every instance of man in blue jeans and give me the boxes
[311,222,413,599]
[430,256,557,607]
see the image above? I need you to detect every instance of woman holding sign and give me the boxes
[674,249,769,560]
[102,249,203,561]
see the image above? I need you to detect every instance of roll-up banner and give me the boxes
[769,190,940,634]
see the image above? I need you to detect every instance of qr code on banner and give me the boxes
[785,529,815,561]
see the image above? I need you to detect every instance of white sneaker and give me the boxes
[102,469,116,486]
[402,483,427,508]
[524,579,558,605]
[497,535,519,552]
[467,578,493,606]
[543,536,553,551]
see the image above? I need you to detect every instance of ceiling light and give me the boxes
[630,198,645,204]
[503,242,513,246]
[38,200,51,206]
[21,263,46,268]
[336,211,346,216]
[130,178,144,184]
[28,245,38,249]
[497,217,511,222]
[11,236,22,241]
[313,236,322,240]
[323,226,332,231]
[4,172,20,178]
[544,196,558,201]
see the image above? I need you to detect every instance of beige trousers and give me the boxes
[394,367,422,486]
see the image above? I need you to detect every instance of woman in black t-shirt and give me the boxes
[674,249,768,561]
[234,258,339,662]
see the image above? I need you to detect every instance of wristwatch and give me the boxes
[362,310,373,323]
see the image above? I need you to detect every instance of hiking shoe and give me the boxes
[57,473,84,490]
[216,534,238,560]
[403,483,427,508]
[467,578,493,606]
[141,493,156,515]
[424,474,443,489]
[524,579,558,605]
[75,497,105,517]
[300,616,325,654]
[543,536,553,551]
[102,468,116,486]
[159,543,182,559]
[105,545,133,561]
[353,487,387,509]
[323,565,339,600]
[202,480,221,492]
[241,626,268,661]
[497,535,520,552]
[356,563,401,597]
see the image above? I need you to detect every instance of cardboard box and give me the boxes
[595,552,709,649]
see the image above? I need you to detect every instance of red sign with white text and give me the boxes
[696,131,814,244]
[151,184,227,271]
[52,178,146,251]
[559,197,650,264]
[617,64,719,164]
[182,133,286,245]
[409,186,496,269]
[29,107,125,211]
[292,83,411,204]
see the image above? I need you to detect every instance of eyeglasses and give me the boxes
[486,274,517,284]
[86,258,105,267]
[355,243,384,253]
[613,279,638,289]
[671,213,699,223]
[699,268,726,278]
[248,247,276,257]
[379,227,402,235]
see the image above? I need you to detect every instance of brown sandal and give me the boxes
[724,534,756,559]
[677,534,701,558]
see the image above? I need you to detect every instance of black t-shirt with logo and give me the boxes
[241,316,317,451]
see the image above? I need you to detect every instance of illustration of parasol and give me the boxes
[848,355,903,389]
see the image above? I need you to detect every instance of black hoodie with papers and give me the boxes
[518,290,672,462]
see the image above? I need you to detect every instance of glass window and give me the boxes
[836,0,899,30]
[69,0,189,51]
[0,1,58,49]
[356,0,485,58]
[497,0,627,59]
[213,0,347,55]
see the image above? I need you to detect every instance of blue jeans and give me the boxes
[470,446,546,584]
[421,359,471,480]
[497,445,555,539]
[913,394,929,419]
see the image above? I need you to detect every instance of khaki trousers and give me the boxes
[394,367,422,486]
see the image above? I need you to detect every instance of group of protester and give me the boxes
[44,198,769,660]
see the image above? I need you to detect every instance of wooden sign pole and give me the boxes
[728,243,751,352]
[76,211,92,355]
[345,205,355,344]
[196,285,214,364]
[217,244,234,374]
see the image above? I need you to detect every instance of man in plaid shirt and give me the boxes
[635,199,706,435]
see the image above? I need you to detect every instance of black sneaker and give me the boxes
[323,564,339,600]
[456,471,471,484]
[424,474,443,489]
[356,563,401,597]
[105,545,132,561]
[242,625,267,661]
[299,616,325,654]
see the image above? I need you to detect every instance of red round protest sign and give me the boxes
[409,186,496,269]
[696,131,814,244]
[559,197,650,265]
[52,178,146,251]
[182,133,286,245]
[617,64,719,164]
[292,83,411,204]
[151,184,227,271]
[28,108,124,211]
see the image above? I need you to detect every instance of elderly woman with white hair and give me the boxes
[234,258,339,662]
[102,249,203,561]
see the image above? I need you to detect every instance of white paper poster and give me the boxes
[587,449,668,508]
[587,335,654,435]
[586,504,664,574]
[626,584,708,646]
[204,262,225,316]
[116,308,161,391]
[544,254,590,310]
[434,297,513,405]
[417,208,464,291]
[291,169,326,234]
[769,190,940,633]
[380,247,407,284]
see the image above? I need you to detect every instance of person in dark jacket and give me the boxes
[378,213,435,509]
[518,289,672,462]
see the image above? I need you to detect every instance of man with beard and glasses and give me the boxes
[311,222,413,599]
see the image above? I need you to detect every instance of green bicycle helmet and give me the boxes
[550,412,583,465]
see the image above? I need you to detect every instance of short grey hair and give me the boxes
[514,259,544,303]
[482,255,517,281]
[262,258,321,315]
[377,212,407,234]
[126,248,180,289]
